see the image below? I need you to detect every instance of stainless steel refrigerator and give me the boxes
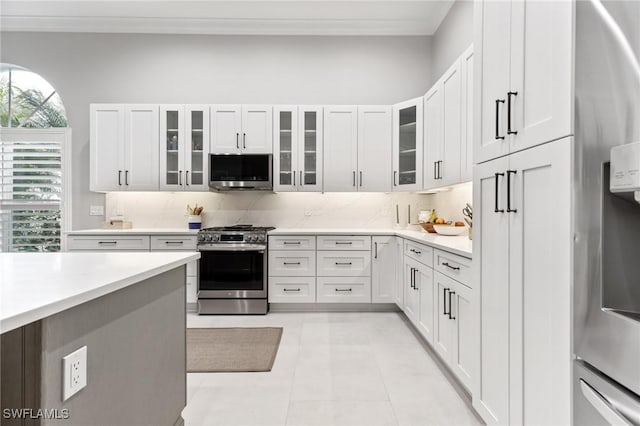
[574,0,640,423]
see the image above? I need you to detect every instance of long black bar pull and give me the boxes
[495,99,505,140]
[507,170,518,213]
[507,91,518,135]
[494,172,505,213]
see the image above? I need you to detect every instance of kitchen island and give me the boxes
[0,252,199,426]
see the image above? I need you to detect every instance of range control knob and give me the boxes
[204,234,212,242]
[247,234,257,242]
[197,234,205,242]
[211,234,220,242]
[257,234,265,242]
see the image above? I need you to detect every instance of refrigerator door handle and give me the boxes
[580,380,634,426]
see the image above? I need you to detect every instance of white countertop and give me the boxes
[65,228,198,236]
[0,252,200,334]
[269,228,472,258]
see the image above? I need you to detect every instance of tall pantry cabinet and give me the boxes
[472,0,574,424]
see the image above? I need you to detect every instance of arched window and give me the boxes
[1,63,67,128]
[0,64,71,252]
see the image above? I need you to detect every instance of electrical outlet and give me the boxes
[62,346,87,401]
[304,208,312,217]
[89,205,104,216]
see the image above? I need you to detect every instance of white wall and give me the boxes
[430,0,473,84]
[0,32,432,229]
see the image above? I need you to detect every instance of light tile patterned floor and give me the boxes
[183,312,482,426]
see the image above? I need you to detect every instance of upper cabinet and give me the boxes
[392,97,423,192]
[357,106,392,192]
[323,106,358,192]
[90,104,159,192]
[474,0,573,164]
[210,105,273,154]
[424,45,474,191]
[159,105,209,191]
[273,106,323,192]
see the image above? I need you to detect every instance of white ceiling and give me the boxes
[0,1,454,36]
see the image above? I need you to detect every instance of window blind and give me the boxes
[0,131,67,252]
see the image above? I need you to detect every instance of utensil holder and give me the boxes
[188,215,202,230]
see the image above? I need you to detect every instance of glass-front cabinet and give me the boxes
[392,97,423,192]
[160,105,209,191]
[273,106,323,192]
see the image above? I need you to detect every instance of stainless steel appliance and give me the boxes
[197,225,274,314]
[209,154,273,191]
[574,0,640,421]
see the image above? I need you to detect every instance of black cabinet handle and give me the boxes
[300,170,303,186]
[125,170,129,186]
[494,172,505,213]
[443,288,449,315]
[293,170,296,186]
[98,241,117,245]
[283,241,301,245]
[186,170,190,186]
[118,170,122,186]
[507,91,518,135]
[179,170,182,186]
[335,288,353,292]
[359,171,363,187]
[442,262,460,271]
[243,133,246,149]
[353,171,356,187]
[410,267,415,289]
[394,171,398,186]
[283,262,301,265]
[495,99,505,140]
[413,268,418,291]
[335,241,353,245]
[374,242,378,259]
[507,170,518,213]
[434,161,437,180]
[437,161,443,180]
[448,291,456,320]
[335,262,353,266]
[283,288,301,292]
[236,133,239,149]
[164,241,184,245]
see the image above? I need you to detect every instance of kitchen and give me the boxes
[1,0,639,425]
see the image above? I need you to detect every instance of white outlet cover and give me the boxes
[62,346,87,401]
[89,205,104,216]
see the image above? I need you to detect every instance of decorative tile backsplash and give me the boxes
[104,183,472,230]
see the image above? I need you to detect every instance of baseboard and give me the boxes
[268,303,400,313]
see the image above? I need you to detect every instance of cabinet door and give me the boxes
[509,0,573,154]
[394,238,404,307]
[441,60,463,186]
[211,105,242,153]
[507,137,572,426]
[371,236,395,303]
[393,97,423,192]
[472,155,510,425]
[323,106,358,192]
[357,106,392,192]
[416,264,435,345]
[460,45,474,182]
[273,106,298,192]
[423,85,442,190]
[451,280,474,391]
[241,105,273,154]
[160,105,185,191]
[434,272,455,362]
[185,105,210,191]
[298,106,323,192]
[124,105,159,191]
[403,260,420,324]
[474,0,512,164]
[90,104,125,191]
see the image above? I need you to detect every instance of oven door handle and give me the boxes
[198,245,267,252]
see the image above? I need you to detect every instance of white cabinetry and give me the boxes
[392,97,423,191]
[159,105,209,191]
[316,235,371,303]
[210,105,273,154]
[371,236,396,303]
[472,137,572,425]
[403,258,421,324]
[394,238,404,307]
[474,0,572,164]
[357,106,392,192]
[273,106,323,192]
[90,104,159,192]
[323,106,358,192]
[268,235,316,303]
[424,45,474,190]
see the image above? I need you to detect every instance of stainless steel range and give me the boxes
[196,225,274,314]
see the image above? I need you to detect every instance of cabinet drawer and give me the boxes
[317,235,372,251]
[268,276,316,303]
[316,277,372,303]
[404,240,434,267]
[150,235,197,250]
[67,235,150,251]
[269,235,316,250]
[434,249,472,288]
[268,250,316,276]
[317,251,371,276]
[186,260,198,277]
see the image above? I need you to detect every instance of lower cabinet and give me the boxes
[268,276,316,303]
[394,237,404,307]
[416,264,435,345]
[403,259,421,324]
[316,276,372,303]
[371,236,396,303]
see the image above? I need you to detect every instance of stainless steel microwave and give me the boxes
[208,154,273,191]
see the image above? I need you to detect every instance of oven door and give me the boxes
[198,247,267,298]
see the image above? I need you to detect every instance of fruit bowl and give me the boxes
[419,222,437,233]
[433,225,467,236]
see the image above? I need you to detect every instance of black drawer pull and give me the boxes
[442,262,460,271]
[165,241,184,245]
[335,241,353,245]
[98,241,117,245]
[335,262,353,265]
[283,262,301,265]
[335,288,353,292]
[410,248,422,255]
[283,288,301,292]
[283,241,301,245]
